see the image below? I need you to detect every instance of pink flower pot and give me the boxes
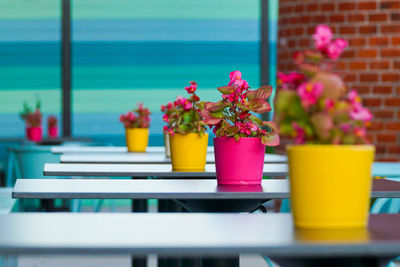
[26,127,43,142]
[214,137,265,185]
[48,126,58,138]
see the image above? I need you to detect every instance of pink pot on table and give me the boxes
[26,126,43,142]
[214,137,265,185]
[48,126,58,138]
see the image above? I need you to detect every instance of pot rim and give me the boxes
[214,136,262,140]
[170,132,209,137]
[287,144,375,151]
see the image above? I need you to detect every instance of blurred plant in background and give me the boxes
[19,100,42,127]
[120,103,151,128]
[275,25,373,145]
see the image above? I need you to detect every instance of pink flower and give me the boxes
[166,102,173,109]
[324,99,335,112]
[183,101,193,111]
[174,96,186,106]
[350,106,373,122]
[297,82,324,108]
[185,81,197,94]
[160,105,166,112]
[326,39,348,60]
[348,90,361,106]
[354,127,366,138]
[278,72,305,89]
[313,25,333,51]
[162,113,169,123]
[229,70,242,81]
[340,123,351,132]
[292,122,306,144]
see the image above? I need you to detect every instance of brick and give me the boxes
[294,27,304,35]
[382,73,400,82]
[370,61,390,69]
[349,61,367,70]
[369,37,389,46]
[344,73,356,82]
[294,5,304,12]
[356,86,370,94]
[339,26,356,34]
[364,98,382,107]
[381,25,400,33]
[300,16,312,24]
[348,14,365,22]
[369,13,388,22]
[321,3,335,11]
[385,98,400,106]
[378,157,399,162]
[314,15,326,23]
[358,1,377,10]
[349,37,366,46]
[380,1,400,9]
[299,39,310,47]
[359,25,377,34]
[391,13,400,21]
[342,50,356,58]
[359,49,377,58]
[289,17,299,24]
[388,146,400,154]
[377,134,397,142]
[373,86,392,93]
[288,39,296,48]
[387,123,400,131]
[392,37,400,45]
[381,49,400,57]
[394,61,400,69]
[360,73,378,82]
[376,146,386,154]
[375,110,394,118]
[329,14,345,23]
[307,3,318,12]
[339,2,355,10]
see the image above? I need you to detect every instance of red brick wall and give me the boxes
[278,0,400,162]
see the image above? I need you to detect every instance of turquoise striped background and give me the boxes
[0,0,260,140]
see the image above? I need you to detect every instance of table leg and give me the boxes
[202,257,239,267]
[131,199,148,267]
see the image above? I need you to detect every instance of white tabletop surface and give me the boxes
[51,146,214,154]
[44,163,288,177]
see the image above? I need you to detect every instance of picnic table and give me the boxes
[0,212,398,267]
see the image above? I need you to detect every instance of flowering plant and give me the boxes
[120,103,151,128]
[275,25,372,144]
[47,116,57,127]
[20,100,42,127]
[200,71,279,146]
[161,81,206,135]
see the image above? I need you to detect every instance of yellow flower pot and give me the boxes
[170,133,208,171]
[288,145,375,229]
[125,128,149,152]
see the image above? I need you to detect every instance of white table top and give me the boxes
[60,152,287,164]
[12,179,400,199]
[0,213,399,258]
[51,146,214,154]
[44,163,289,177]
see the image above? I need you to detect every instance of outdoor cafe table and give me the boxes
[59,152,288,164]
[43,162,400,178]
[0,212,399,266]
[13,178,400,200]
[51,146,214,154]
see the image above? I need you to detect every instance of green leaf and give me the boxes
[261,133,280,146]
[310,112,334,140]
[250,115,263,126]
[262,121,278,132]
[217,86,235,95]
[248,99,271,113]
[247,86,273,101]
[178,124,190,132]
[183,110,194,123]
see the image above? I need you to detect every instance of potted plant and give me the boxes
[161,81,208,171]
[47,116,58,138]
[201,71,279,185]
[20,100,43,142]
[275,25,375,229]
[120,103,151,152]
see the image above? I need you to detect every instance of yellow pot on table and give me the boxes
[169,133,208,171]
[288,145,375,229]
[125,128,149,152]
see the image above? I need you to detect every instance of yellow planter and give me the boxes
[170,133,208,171]
[125,128,149,152]
[288,145,375,229]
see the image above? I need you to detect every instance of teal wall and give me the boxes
[0,0,260,139]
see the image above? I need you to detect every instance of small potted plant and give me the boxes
[47,116,58,138]
[275,25,375,229]
[201,71,279,185]
[120,103,151,152]
[161,81,208,171]
[20,100,43,142]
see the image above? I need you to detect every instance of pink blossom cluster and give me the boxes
[47,115,57,127]
[26,109,42,127]
[348,90,373,123]
[119,103,151,129]
[277,72,305,90]
[313,25,348,60]
[222,71,248,104]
